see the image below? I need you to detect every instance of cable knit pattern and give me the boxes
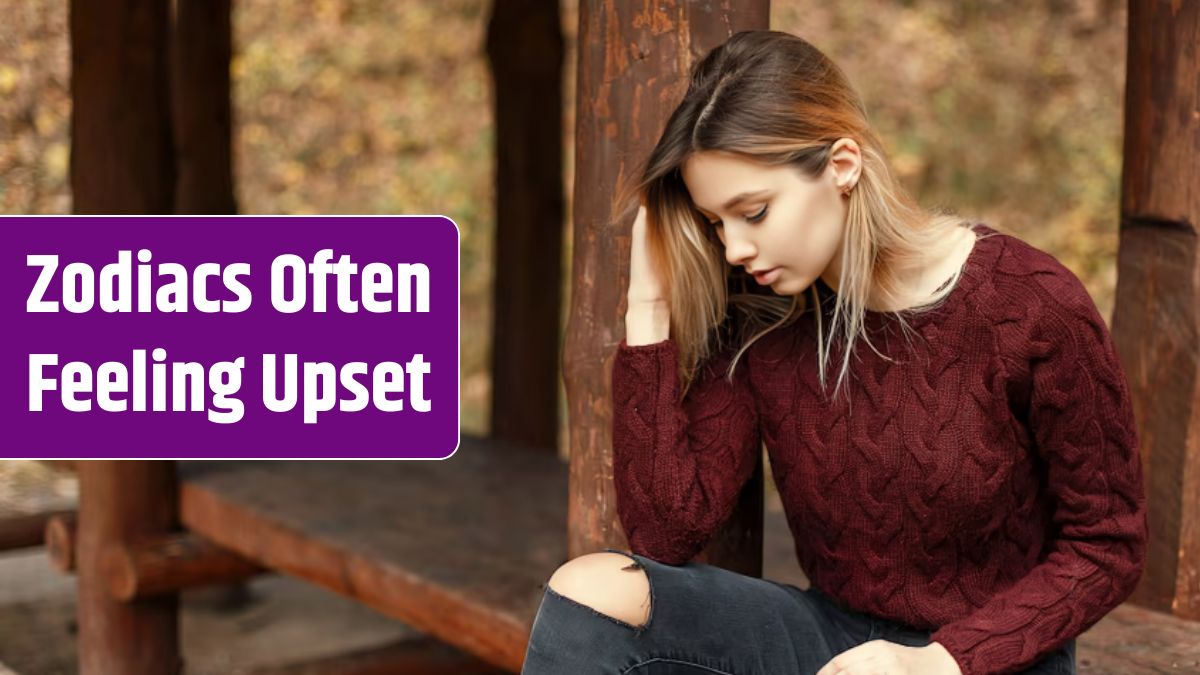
[610,223,1148,675]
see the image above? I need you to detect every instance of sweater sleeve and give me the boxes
[610,337,761,566]
[929,274,1149,675]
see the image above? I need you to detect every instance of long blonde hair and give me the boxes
[616,29,979,404]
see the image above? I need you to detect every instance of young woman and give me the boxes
[521,30,1147,675]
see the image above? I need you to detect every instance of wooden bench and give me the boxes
[6,451,1196,672]
[172,443,1200,674]
[177,436,568,672]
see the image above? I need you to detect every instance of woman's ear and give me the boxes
[828,137,862,192]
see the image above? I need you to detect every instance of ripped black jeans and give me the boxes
[520,548,1077,675]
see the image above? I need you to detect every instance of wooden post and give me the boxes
[563,1,770,573]
[484,0,565,451]
[1112,0,1200,620]
[77,462,182,674]
[172,0,237,213]
[70,0,181,669]
[70,0,175,214]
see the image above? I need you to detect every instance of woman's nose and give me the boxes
[723,232,757,267]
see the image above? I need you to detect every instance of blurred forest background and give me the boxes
[0,0,1128,451]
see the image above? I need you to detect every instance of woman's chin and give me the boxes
[771,273,797,293]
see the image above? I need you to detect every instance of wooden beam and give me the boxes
[46,511,78,573]
[172,0,236,213]
[76,461,181,675]
[45,514,264,599]
[484,0,565,451]
[563,0,770,571]
[100,531,266,601]
[0,508,74,552]
[1113,0,1199,620]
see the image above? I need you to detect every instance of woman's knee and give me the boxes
[546,551,651,629]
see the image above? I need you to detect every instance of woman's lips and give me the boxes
[752,267,781,285]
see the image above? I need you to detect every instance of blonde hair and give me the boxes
[616,29,983,405]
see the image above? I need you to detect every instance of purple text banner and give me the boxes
[2,216,460,459]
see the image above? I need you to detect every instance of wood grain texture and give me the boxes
[100,531,265,600]
[563,0,770,571]
[70,0,174,214]
[76,461,181,675]
[1114,0,1199,620]
[45,511,78,572]
[485,0,564,451]
[177,436,568,673]
[0,507,73,552]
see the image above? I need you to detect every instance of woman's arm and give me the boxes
[929,270,1149,675]
[612,199,761,564]
[610,332,761,566]
[625,300,670,345]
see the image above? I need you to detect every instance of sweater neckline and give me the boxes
[812,221,1000,330]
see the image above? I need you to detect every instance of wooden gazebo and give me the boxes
[4,1,1198,673]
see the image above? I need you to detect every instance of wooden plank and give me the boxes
[177,436,568,674]
[484,0,564,451]
[564,0,771,570]
[177,454,1194,673]
[1113,0,1199,619]
[1076,600,1200,674]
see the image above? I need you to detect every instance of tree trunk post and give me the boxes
[1112,0,1200,620]
[563,1,770,574]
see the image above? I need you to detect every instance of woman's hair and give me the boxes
[615,29,980,404]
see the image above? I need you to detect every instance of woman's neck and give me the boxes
[817,216,976,313]
[886,221,976,309]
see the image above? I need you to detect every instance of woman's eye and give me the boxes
[745,204,768,223]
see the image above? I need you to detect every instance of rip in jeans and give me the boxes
[558,546,653,637]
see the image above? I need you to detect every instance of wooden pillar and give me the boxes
[563,2,770,573]
[70,0,175,214]
[1112,0,1199,620]
[77,462,181,675]
[70,0,181,671]
[484,0,565,452]
[172,0,237,214]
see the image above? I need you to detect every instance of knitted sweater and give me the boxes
[610,223,1148,675]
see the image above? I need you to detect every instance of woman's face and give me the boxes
[680,141,860,295]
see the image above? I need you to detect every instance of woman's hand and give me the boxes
[815,640,963,675]
[627,204,668,305]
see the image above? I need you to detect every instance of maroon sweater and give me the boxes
[610,223,1148,675]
